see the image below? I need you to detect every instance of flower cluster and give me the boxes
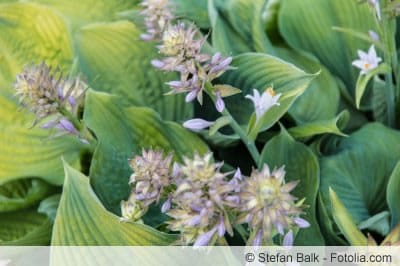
[140,0,174,41]
[122,149,309,247]
[166,153,239,246]
[121,149,173,220]
[152,22,232,109]
[14,62,86,137]
[237,164,309,246]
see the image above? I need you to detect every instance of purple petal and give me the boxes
[294,217,310,228]
[172,162,181,177]
[368,30,379,41]
[151,60,165,69]
[252,230,262,246]
[276,223,284,235]
[233,168,242,180]
[68,96,76,107]
[283,230,294,247]
[185,89,199,102]
[217,217,226,237]
[183,119,213,132]
[41,120,57,129]
[56,119,79,135]
[193,228,217,247]
[215,92,225,113]
[161,198,171,213]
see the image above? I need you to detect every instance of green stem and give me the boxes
[204,83,261,165]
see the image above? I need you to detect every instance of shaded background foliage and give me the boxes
[0,0,399,247]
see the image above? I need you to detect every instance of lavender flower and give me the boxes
[352,45,382,75]
[152,22,232,106]
[166,153,239,246]
[237,164,309,246]
[245,88,281,121]
[183,118,214,132]
[14,62,86,136]
[368,30,379,41]
[128,149,173,209]
[140,0,174,41]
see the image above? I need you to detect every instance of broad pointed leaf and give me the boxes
[260,128,324,245]
[51,162,176,245]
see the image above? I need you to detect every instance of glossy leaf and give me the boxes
[279,0,378,92]
[75,21,192,121]
[84,91,208,214]
[208,0,274,55]
[320,123,400,232]
[52,162,176,245]
[0,179,55,212]
[260,128,324,245]
[276,47,341,123]
[172,0,209,28]
[217,53,315,131]
[38,194,61,223]
[387,161,400,229]
[288,111,349,139]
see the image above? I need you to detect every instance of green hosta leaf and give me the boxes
[0,2,73,85]
[172,0,209,28]
[30,0,137,29]
[387,161,400,229]
[38,194,61,223]
[52,162,176,245]
[320,123,400,237]
[0,210,52,245]
[279,0,378,92]
[84,90,208,214]
[0,179,55,213]
[358,211,390,236]
[276,47,341,123]
[329,187,367,246]
[355,63,391,109]
[209,0,274,55]
[372,78,387,123]
[259,128,324,245]
[288,111,349,139]
[217,53,315,136]
[0,91,83,186]
[76,21,192,121]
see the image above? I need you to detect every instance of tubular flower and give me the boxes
[152,22,232,106]
[166,153,239,246]
[238,164,309,246]
[140,0,174,41]
[128,149,173,209]
[245,88,281,121]
[14,62,86,135]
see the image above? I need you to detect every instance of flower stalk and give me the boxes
[204,82,261,165]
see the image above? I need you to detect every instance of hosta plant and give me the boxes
[0,0,400,248]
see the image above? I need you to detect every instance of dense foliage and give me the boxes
[0,0,400,247]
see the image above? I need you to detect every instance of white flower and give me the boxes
[245,88,281,121]
[352,45,382,75]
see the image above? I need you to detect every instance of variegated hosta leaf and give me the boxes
[84,90,208,214]
[0,2,74,86]
[52,162,176,245]
[0,91,83,186]
[75,21,192,122]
